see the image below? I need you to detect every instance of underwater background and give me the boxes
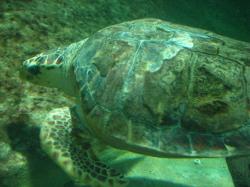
[0,0,250,187]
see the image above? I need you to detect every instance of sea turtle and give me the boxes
[21,18,250,187]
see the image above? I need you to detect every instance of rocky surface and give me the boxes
[0,142,30,187]
[0,0,249,187]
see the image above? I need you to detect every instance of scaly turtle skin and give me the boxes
[22,19,250,186]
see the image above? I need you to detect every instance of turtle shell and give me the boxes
[74,19,250,157]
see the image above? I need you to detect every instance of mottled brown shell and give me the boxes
[74,19,250,157]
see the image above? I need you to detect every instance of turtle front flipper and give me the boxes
[40,107,127,187]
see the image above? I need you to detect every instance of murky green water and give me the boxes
[0,1,249,187]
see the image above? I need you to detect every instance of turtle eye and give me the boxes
[27,64,41,75]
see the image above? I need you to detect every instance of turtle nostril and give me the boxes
[27,65,40,75]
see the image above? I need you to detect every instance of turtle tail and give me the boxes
[40,107,127,187]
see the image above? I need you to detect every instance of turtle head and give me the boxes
[21,45,78,97]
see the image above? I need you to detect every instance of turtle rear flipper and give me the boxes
[40,107,127,187]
